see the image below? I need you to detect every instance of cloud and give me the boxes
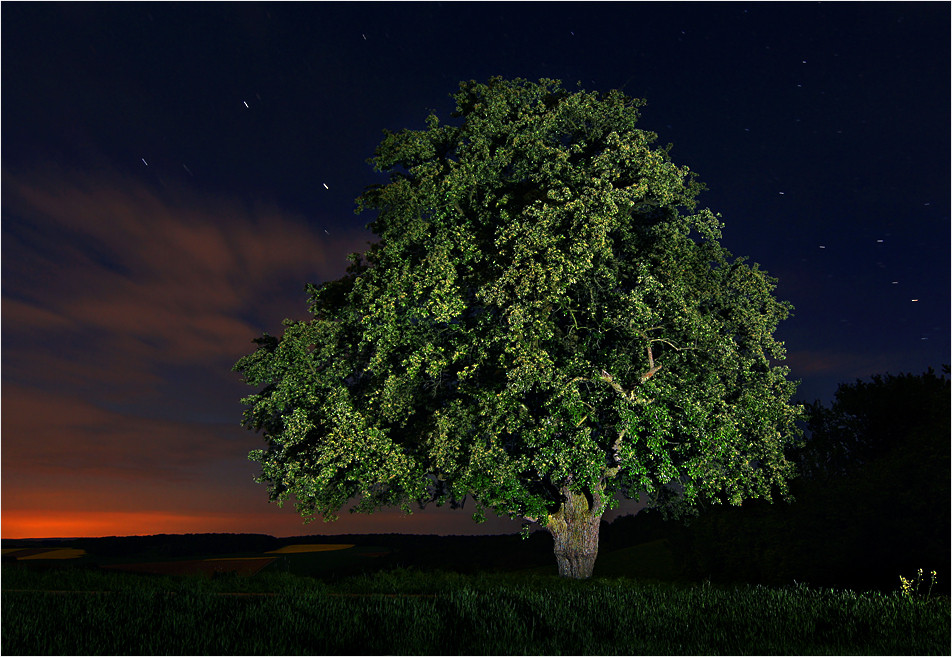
[3,169,370,369]
[1,384,238,481]
[2,168,373,396]
[0,298,75,331]
[782,346,946,407]
[1,168,373,534]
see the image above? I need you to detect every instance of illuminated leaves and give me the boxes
[234,77,803,527]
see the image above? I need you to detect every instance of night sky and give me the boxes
[2,3,948,539]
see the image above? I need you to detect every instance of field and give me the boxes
[2,536,949,655]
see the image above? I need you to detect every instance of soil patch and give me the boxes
[3,548,87,560]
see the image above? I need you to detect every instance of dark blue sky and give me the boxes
[2,2,948,538]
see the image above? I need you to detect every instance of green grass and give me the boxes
[3,564,949,655]
[513,538,679,581]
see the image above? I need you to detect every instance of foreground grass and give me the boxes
[2,566,948,655]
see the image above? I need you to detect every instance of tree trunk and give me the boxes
[545,487,603,579]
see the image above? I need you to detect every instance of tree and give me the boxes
[670,367,950,593]
[234,77,803,578]
[799,367,950,482]
[796,368,950,589]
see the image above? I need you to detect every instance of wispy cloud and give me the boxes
[1,168,372,535]
[1,384,236,481]
[3,169,370,369]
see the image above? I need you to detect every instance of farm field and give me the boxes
[2,534,949,655]
[2,537,400,578]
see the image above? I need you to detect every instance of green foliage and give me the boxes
[234,76,802,532]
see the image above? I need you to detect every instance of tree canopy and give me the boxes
[234,77,803,577]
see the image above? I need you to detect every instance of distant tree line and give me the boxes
[73,533,282,559]
[613,367,950,594]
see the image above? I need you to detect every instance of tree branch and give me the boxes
[637,342,662,382]
[599,369,653,405]
[603,430,626,479]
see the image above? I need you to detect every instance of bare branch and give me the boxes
[599,369,653,404]
[638,342,663,382]
[648,336,684,351]
[561,376,590,391]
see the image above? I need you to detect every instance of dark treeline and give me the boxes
[643,367,950,595]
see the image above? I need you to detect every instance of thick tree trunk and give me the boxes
[545,487,603,579]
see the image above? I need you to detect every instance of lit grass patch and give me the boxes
[18,548,87,560]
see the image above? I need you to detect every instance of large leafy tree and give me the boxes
[234,77,803,578]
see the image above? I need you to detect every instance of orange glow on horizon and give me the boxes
[0,510,292,539]
[0,506,529,539]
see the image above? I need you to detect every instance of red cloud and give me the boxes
[1,168,374,536]
[1,384,244,481]
[3,169,371,367]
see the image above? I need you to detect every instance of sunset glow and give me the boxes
[0,510,262,540]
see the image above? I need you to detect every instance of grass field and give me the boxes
[2,540,949,655]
